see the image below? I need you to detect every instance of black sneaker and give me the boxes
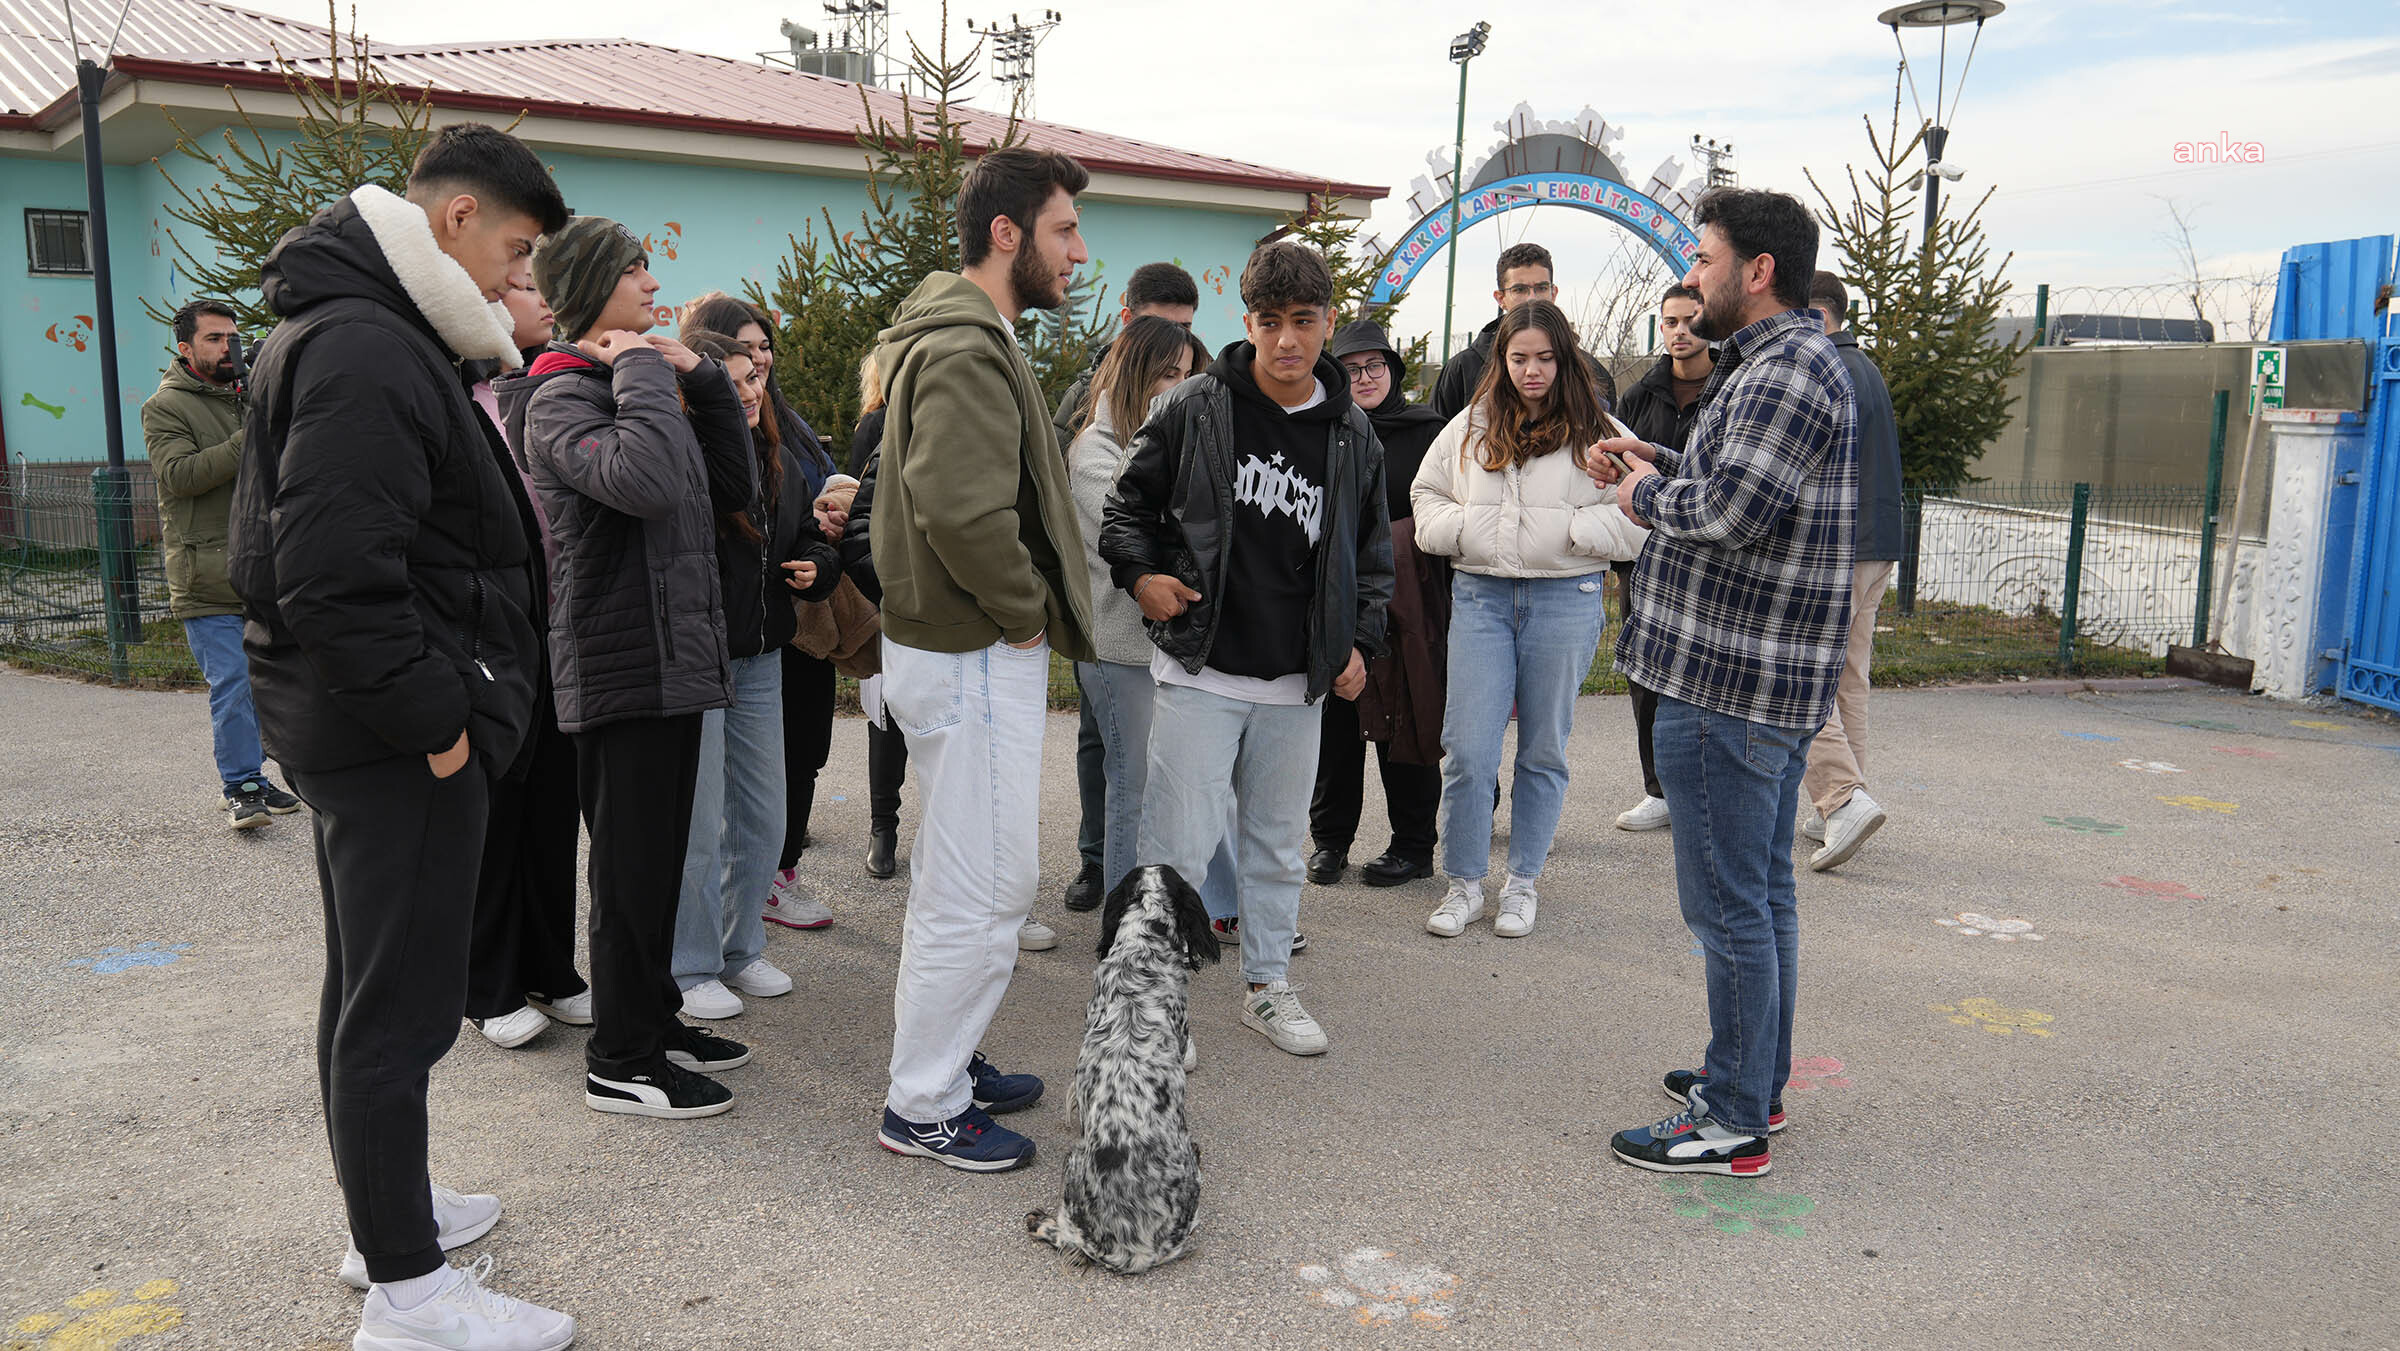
[1662,1067,1787,1133]
[1211,915,1307,953]
[253,780,302,814]
[877,1104,1035,1172]
[224,786,270,831]
[1062,860,1103,912]
[1609,1106,1770,1176]
[966,1051,1043,1114]
[586,1061,734,1119]
[1306,847,1348,885]
[664,1024,751,1072]
[1359,852,1434,887]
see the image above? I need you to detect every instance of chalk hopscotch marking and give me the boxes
[2057,731,2121,742]
[1937,912,2045,941]
[66,943,192,975]
[1659,1177,1816,1237]
[1931,998,2055,1037]
[2211,746,2279,759]
[2157,794,2238,814]
[2115,759,2183,775]
[2103,876,2204,901]
[2042,815,2125,835]
[6,1279,182,1350]
[1297,1249,1459,1327]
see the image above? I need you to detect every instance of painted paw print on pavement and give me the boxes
[2103,876,2204,901]
[2290,719,2340,730]
[1931,997,2055,1037]
[7,1280,181,1350]
[2057,731,2122,742]
[2042,815,2126,835]
[2115,758,2183,775]
[66,943,191,975]
[1659,1177,1816,1237]
[1297,1249,1459,1327]
[2157,794,2238,814]
[1937,913,2044,941]
[1783,1055,1850,1093]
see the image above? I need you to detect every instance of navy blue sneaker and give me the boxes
[966,1051,1043,1114]
[1662,1068,1786,1133]
[1610,1106,1770,1176]
[877,1105,1035,1172]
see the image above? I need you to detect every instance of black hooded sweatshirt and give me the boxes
[1208,342,1351,682]
[1363,384,1447,522]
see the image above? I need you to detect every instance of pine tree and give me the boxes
[1805,81,2023,494]
[1284,196,1429,396]
[146,3,434,335]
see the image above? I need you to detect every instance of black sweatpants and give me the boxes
[778,647,836,868]
[1309,693,1441,862]
[574,714,703,1080]
[1612,560,1663,799]
[867,716,908,833]
[465,709,585,1019]
[292,752,491,1285]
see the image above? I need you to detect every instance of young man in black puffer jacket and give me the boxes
[498,216,756,1124]
[228,123,577,1348]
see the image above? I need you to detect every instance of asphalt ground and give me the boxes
[2,669,2394,1350]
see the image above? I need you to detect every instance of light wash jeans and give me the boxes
[1077,658,1240,919]
[1137,681,1319,985]
[1654,694,1812,1137]
[182,614,265,791]
[1438,571,1607,882]
[671,650,784,990]
[881,634,1049,1122]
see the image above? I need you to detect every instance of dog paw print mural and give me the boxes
[1297,1249,1459,1328]
[2041,815,2126,835]
[2157,794,2238,814]
[43,315,96,352]
[1783,1055,1850,1093]
[1937,913,2044,941]
[67,943,192,975]
[1931,997,2055,1037]
[1659,1177,1815,1237]
[6,1279,182,1350]
[642,222,683,262]
[2102,876,2204,901]
[2115,758,2183,775]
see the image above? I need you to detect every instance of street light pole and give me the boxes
[77,56,142,676]
[1439,20,1488,366]
[1879,2,2002,249]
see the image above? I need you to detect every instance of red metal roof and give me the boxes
[1,0,1384,201]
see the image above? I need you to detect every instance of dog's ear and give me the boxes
[1095,866,1142,959]
[1162,866,1221,969]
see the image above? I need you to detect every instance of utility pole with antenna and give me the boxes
[967,10,1061,117]
[1688,135,1739,191]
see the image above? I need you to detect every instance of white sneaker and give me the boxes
[525,989,591,1026]
[1494,876,1539,938]
[1616,794,1671,831]
[762,869,833,930]
[1018,917,1059,952]
[337,1183,502,1290]
[1810,790,1887,872]
[473,1006,546,1049]
[724,958,792,998]
[353,1254,574,1350]
[1425,878,1485,937]
[1240,981,1329,1056]
[1798,813,1827,844]
[678,979,744,1020]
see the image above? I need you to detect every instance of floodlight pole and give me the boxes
[1439,21,1487,365]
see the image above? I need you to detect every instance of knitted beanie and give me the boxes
[532,216,647,343]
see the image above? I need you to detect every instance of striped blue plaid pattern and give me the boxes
[1617,307,1860,731]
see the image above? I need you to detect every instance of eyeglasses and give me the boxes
[1502,283,1558,299]
[1342,360,1389,383]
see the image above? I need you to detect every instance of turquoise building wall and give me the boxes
[2,133,1277,470]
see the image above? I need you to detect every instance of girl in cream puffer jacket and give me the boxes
[1408,300,1647,942]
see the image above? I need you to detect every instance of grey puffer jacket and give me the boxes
[497,344,754,732]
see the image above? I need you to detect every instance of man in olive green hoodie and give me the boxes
[869,146,1095,1173]
[141,299,299,829]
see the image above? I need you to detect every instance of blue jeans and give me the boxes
[671,652,784,989]
[183,614,264,792]
[1138,681,1318,985]
[1079,660,1242,921]
[1438,572,1607,882]
[1653,694,1811,1137]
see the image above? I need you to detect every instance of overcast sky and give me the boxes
[228,0,2400,346]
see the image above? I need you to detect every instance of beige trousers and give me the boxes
[1804,560,1896,819]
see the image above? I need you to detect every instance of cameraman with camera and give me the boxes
[143,299,300,829]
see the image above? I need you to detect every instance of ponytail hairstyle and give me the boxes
[683,329,769,545]
[1085,315,1199,444]
[858,349,886,416]
[1466,299,1605,473]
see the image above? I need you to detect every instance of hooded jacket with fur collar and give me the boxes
[229,185,544,774]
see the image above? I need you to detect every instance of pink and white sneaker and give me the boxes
[763,869,833,930]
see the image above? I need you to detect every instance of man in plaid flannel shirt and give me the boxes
[1588,187,1859,1179]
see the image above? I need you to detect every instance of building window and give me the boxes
[26,209,93,276]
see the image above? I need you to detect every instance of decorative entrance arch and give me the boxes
[1370,174,1700,308]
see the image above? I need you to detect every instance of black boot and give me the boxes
[1306,847,1348,885]
[1063,860,1104,912]
[1359,852,1433,887]
[866,825,898,879]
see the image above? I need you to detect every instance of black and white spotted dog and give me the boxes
[1027,864,1220,1274]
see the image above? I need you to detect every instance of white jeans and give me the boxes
[879,634,1050,1122]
